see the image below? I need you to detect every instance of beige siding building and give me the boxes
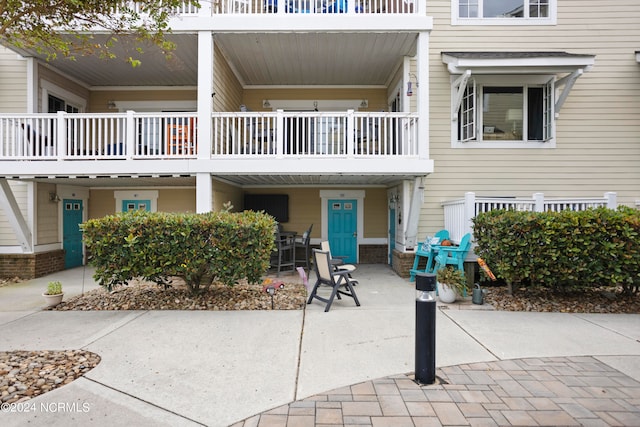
[0,1,638,278]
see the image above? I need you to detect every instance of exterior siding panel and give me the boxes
[421,0,640,236]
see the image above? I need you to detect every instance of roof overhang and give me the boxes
[442,51,595,75]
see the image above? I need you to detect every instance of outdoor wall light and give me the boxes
[262,99,271,108]
[407,73,419,97]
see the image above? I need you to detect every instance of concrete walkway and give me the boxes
[1,265,639,426]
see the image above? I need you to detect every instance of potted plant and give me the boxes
[43,281,64,307]
[435,266,467,303]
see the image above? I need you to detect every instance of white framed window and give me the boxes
[452,75,555,148]
[453,0,556,25]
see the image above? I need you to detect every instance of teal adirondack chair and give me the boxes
[433,233,472,273]
[409,229,450,282]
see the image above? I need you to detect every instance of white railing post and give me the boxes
[56,111,66,160]
[347,0,356,13]
[605,192,617,209]
[346,109,355,157]
[464,192,476,239]
[276,109,284,158]
[198,0,212,16]
[533,192,544,212]
[125,111,136,157]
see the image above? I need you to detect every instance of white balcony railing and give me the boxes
[442,192,618,244]
[0,111,417,160]
[212,111,418,157]
[120,0,420,16]
[0,112,198,160]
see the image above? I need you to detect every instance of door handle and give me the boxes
[352,232,357,238]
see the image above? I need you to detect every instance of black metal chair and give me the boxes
[294,224,313,273]
[272,230,295,276]
[307,249,360,312]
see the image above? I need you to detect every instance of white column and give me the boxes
[346,109,355,157]
[605,192,617,209]
[197,31,213,160]
[404,177,425,250]
[416,31,429,160]
[26,58,38,113]
[196,173,212,213]
[56,111,67,160]
[533,192,545,212]
[463,192,476,241]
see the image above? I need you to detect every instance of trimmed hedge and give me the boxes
[81,210,276,294]
[472,207,640,295]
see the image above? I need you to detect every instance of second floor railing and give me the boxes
[118,0,419,16]
[0,111,418,160]
[212,111,418,156]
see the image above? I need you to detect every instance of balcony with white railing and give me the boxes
[442,191,619,245]
[0,111,418,162]
[152,0,421,16]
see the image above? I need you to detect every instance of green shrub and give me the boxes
[81,210,276,294]
[473,207,640,295]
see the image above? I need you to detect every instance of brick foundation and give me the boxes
[359,244,387,264]
[392,249,416,278]
[0,250,66,279]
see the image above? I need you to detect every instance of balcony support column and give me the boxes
[404,177,424,251]
[196,173,213,213]
[197,31,214,160]
[416,31,429,160]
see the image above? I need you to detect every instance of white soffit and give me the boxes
[442,51,595,75]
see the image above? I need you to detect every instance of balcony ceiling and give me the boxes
[16,32,417,87]
[25,173,418,188]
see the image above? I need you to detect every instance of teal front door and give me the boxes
[63,199,83,268]
[328,199,357,264]
[122,200,151,212]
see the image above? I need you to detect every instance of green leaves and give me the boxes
[0,1,200,66]
[473,207,640,295]
[82,210,276,294]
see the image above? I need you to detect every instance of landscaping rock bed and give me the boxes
[51,278,308,311]
[0,350,100,405]
[483,284,640,313]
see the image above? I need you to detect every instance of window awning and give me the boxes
[443,52,595,116]
[442,51,595,75]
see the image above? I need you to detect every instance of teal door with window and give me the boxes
[122,200,151,212]
[328,199,357,264]
[63,199,83,268]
